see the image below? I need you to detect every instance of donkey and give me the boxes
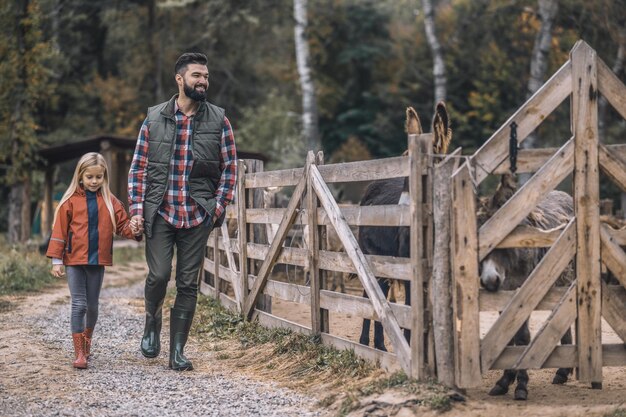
[358,103,451,351]
[479,174,575,400]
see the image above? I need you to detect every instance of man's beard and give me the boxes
[183,82,207,102]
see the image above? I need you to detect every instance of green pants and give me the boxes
[144,215,211,312]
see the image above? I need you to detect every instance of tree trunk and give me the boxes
[293,0,320,152]
[8,182,26,244]
[7,0,30,245]
[523,0,558,150]
[422,0,447,104]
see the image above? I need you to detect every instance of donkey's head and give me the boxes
[478,173,520,292]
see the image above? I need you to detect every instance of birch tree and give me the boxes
[421,0,446,104]
[294,0,320,152]
[523,0,558,150]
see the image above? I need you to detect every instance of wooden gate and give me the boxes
[452,40,626,389]
[202,133,435,379]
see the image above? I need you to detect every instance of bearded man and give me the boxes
[128,52,237,371]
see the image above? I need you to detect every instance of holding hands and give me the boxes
[130,215,145,236]
[51,264,65,278]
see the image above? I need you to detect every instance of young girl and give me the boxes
[47,152,142,369]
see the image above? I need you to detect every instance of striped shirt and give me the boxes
[128,101,237,228]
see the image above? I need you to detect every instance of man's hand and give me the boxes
[51,264,65,278]
[130,215,144,236]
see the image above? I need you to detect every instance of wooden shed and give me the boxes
[38,135,267,237]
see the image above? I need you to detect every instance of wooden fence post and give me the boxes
[248,159,272,313]
[307,151,322,334]
[408,133,427,379]
[237,160,249,313]
[571,40,603,387]
[451,162,481,388]
[432,149,461,388]
[213,228,220,300]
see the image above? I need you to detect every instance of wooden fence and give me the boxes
[452,40,626,389]
[201,134,434,379]
[201,40,626,387]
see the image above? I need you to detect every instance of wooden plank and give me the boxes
[246,205,415,227]
[479,286,626,311]
[320,333,402,373]
[317,151,330,334]
[409,134,426,379]
[451,163,481,388]
[219,292,238,313]
[601,281,626,343]
[493,147,561,175]
[606,226,626,246]
[423,135,436,378]
[318,205,414,227]
[306,151,322,335]
[492,344,626,369]
[246,243,413,281]
[470,60,572,184]
[309,163,412,374]
[493,144,626,175]
[319,290,412,328]
[497,224,566,248]
[245,156,410,188]
[203,258,236,284]
[600,224,626,289]
[319,251,412,281]
[513,281,577,370]
[478,138,574,260]
[253,310,312,334]
[252,278,311,306]
[597,55,626,120]
[220,222,241,306]
[480,220,576,372]
[243,168,308,318]
[572,40,602,385]
[199,279,213,296]
[237,160,249,312]
[432,149,460,387]
[599,144,626,192]
[213,229,221,300]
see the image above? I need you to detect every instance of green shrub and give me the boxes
[0,248,54,295]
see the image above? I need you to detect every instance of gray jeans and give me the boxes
[66,265,105,333]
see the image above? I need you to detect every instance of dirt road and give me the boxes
[0,262,324,417]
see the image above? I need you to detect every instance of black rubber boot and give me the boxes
[140,299,163,358]
[169,308,194,371]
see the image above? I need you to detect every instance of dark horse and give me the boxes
[358,103,452,351]
[479,175,575,400]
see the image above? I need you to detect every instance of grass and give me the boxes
[112,243,146,264]
[605,409,626,417]
[193,295,373,380]
[191,294,458,416]
[0,239,55,295]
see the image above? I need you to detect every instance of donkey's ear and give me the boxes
[491,173,518,209]
[432,101,452,155]
[405,107,422,135]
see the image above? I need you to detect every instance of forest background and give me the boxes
[0,0,624,243]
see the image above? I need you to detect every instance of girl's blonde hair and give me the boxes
[52,152,117,232]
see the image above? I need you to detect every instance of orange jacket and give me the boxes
[46,187,141,266]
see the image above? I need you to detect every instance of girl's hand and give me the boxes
[51,264,65,278]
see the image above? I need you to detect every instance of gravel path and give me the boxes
[0,263,325,417]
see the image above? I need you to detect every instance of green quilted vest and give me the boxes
[143,95,225,237]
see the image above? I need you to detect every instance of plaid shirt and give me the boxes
[128,101,237,228]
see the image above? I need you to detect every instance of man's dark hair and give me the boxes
[174,52,208,75]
